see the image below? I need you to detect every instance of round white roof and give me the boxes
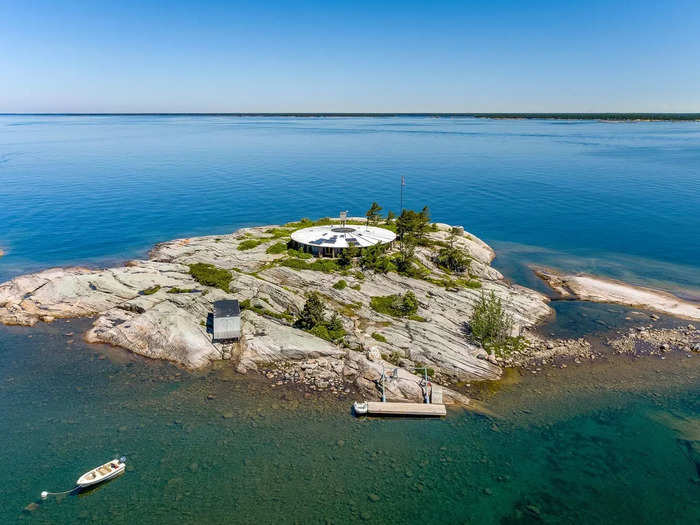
[291,224,396,249]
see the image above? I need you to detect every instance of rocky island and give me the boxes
[1,210,697,407]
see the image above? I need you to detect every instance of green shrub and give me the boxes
[333,279,347,290]
[238,239,263,251]
[435,246,471,273]
[309,324,331,341]
[240,298,294,323]
[296,294,346,341]
[353,270,365,280]
[188,263,232,292]
[371,332,387,343]
[266,242,288,254]
[264,228,293,238]
[141,285,161,295]
[350,284,361,291]
[468,291,517,356]
[370,291,422,320]
[286,248,313,259]
[296,293,326,330]
[338,246,358,268]
[167,287,195,294]
[281,258,338,273]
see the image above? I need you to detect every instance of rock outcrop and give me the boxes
[0,221,555,404]
[534,267,700,321]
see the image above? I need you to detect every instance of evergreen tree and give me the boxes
[338,246,357,268]
[296,292,326,329]
[365,202,383,225]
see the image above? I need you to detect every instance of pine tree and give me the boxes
[365,202,383,225]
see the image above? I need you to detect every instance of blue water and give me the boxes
[2,117,700,524]
[1,320,699,524]
[1,115,699,295]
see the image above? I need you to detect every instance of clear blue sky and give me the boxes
[1,0,699,113]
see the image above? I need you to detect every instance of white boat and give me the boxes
[76,458,126,488]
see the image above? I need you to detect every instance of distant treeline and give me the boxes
[4,113,699,121]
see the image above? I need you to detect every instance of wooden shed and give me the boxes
[213,299,241,341]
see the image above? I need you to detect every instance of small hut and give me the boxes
[213,299,241,341]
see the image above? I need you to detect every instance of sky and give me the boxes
[1,0,699,113]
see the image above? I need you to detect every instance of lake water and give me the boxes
[1,116,699,295]
[1,116,699,523]
[2,320,698,524]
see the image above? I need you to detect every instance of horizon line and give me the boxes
[1,112,699,121]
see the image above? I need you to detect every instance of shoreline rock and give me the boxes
[0,221,556,405]
[533,266,700,321]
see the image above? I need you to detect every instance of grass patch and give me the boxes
[238,239,264,251]
[280,258,339,273]
[167,287,196,294]
[371,332,387,343]
[264,227,294,239]
[188,263,232,292]
[350,284,361,291]
[333,279,347,290]
[286,248,312,259]
[369,291,425,321]
[266,242,288,254]
[240,298,294,323]
[141,285,161,295]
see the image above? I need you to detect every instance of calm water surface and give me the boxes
[0,116,698,295]
[1,117,699,523]
[1,321,698,524]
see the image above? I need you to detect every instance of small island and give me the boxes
[1,205,697,407]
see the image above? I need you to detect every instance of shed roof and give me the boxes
[214,299,240,318]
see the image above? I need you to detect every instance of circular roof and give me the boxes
[291,224,396,249]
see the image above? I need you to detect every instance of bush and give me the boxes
[238,239,263,251]
[296,293,326,329]
[296,294,346,341]
[141,285,161,295]
[167,287,195,294]
[370,291,423,320]
[333,279,347,290]
[240,298,294,323]
[281,258,338,273]
[264,228,293,239]
[350,284,361,291]
[371,332,387,343]
[286,248,313,259]
[435,246,471,273]
[353,270,365,281]
[468,291,515,355]
[188,263,232,292]
[338,246,358,268]
[266,242,288,254]
[309,324,331,341]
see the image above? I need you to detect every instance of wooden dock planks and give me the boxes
[364,401,446,417]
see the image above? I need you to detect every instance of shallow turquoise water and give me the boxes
[0,116,698,295]
[2,321,698,524]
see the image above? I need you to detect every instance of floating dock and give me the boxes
[354,401,446,417]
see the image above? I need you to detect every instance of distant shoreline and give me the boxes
[1,113,699,121]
